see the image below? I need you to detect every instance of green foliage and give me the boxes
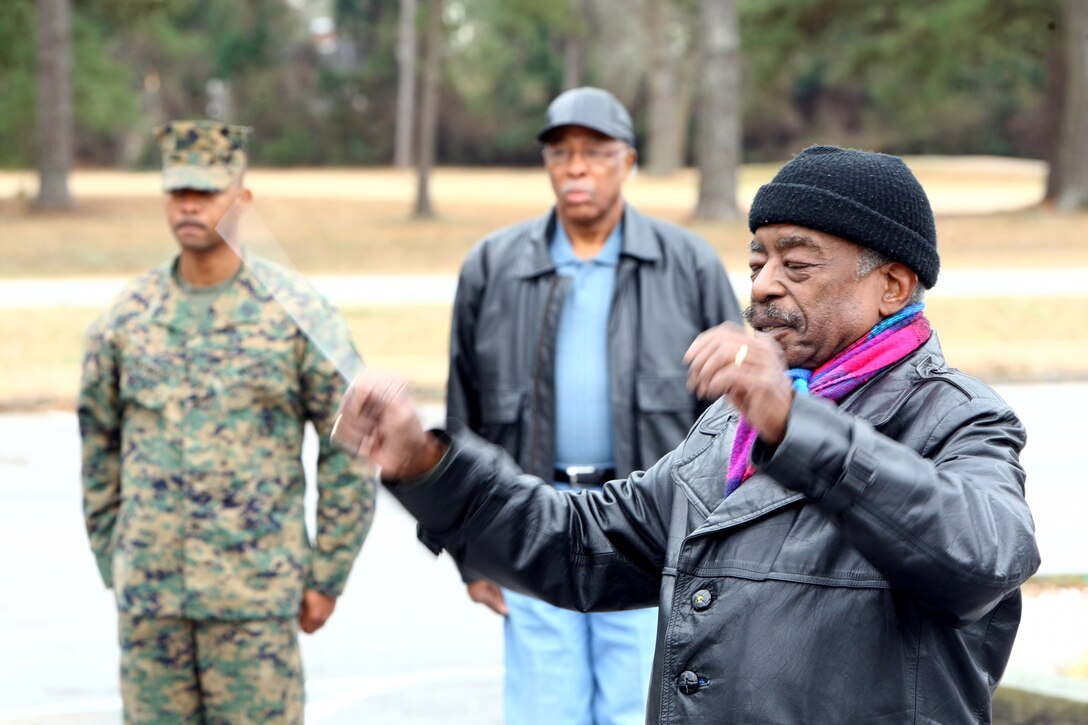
[739,0,1060,158]
[319,0,400,164]
[0,0,36,168]
[2,0,1075,166]
[442,0,568,163]
[72,10,143,160]
[0,0,148,167]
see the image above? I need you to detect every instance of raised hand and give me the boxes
[684,322,794,446]
[331,371,446,480]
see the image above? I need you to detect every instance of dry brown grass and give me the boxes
[1,162,1085,410]
[5,296,1086,412]
[2,161,1082,278]
[0,307,101,410]
[0,305,455,411]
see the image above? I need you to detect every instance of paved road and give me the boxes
[0,405,506,725]
[1,267,1085,310]
[0,385,1084,723]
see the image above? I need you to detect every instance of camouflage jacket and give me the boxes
[79,255,376,620]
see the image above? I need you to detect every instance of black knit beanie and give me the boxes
[748,145,939,288]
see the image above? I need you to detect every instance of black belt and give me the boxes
[554,466,616,487]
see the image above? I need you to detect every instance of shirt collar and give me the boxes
[549,218,624,268]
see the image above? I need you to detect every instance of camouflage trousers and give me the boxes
[118,613,303,724]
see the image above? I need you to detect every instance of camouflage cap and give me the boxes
[154,120,253,192]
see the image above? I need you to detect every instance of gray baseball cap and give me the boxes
[537,87,635,146]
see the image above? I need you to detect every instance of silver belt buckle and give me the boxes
[565,465,597,487]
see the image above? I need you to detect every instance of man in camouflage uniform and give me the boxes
[79,120,377,723]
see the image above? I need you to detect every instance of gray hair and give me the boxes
[857,248,925,304]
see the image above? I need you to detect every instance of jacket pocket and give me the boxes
[480,387,523,424]
[636,374,699,463]
[477,387,524,459]
[636,374,694,412]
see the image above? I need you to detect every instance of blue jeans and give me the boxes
[502,588,657,725]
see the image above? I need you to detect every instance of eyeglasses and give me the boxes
[541,144,627,167]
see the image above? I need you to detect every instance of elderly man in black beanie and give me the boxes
[333,146,1039,724]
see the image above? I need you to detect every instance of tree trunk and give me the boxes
[1056,0,1088,211]
[413,0,442,218]
[562,0,584,90]
[693,0,740,220]
[34,0,74,210]
[394,0,419,168]
[645,0,686,175]
[1043,33,1065,203]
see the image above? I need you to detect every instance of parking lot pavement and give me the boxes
[1,385,1085,722]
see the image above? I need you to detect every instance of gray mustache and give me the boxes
[744,303,803,329]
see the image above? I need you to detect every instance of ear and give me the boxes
[878,262,919,316]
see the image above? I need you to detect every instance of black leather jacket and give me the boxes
[398,335,1040,724]
[446,204,741,481]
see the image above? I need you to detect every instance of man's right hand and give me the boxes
[331,371,446,480]
[467,579,508,616]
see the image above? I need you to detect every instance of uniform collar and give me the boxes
[150,252,269,331]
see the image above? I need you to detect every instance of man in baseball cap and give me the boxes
[445,87,741,724]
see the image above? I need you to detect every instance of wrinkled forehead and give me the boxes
[749,224,861,256]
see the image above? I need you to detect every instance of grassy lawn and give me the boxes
[1,162,1085,410]
[5,295,1085,412]
[2,160,1084,278]
[0,305,453,411]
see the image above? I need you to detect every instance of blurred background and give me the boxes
[0,0,1086,723]
[3,0,1087,212]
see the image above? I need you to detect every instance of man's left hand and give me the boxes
[299,588,337,634]
[684,322,794,446]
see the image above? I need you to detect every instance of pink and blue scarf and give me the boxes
[725,303,931,496]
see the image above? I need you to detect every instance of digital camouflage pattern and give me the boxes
[119,612,303,724]
[154,120,252,193]
[79,253,377,620]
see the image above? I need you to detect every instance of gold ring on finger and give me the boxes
[734,344,749,367]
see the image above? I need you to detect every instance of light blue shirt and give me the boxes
[550,220,623,470]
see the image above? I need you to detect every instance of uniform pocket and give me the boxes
[219,350,294,412]
[120,353,175,411]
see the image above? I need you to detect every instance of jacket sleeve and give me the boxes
[300,307,377,598]
[445,251,491,584]
[390,429,673,612]
[78,315,122,588]
[446,251,487,432]
[752,391,1040,627]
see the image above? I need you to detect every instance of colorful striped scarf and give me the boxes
[725,303,931,496]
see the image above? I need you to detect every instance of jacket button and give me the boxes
[677,670,701,695]
[691,589,713,611]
